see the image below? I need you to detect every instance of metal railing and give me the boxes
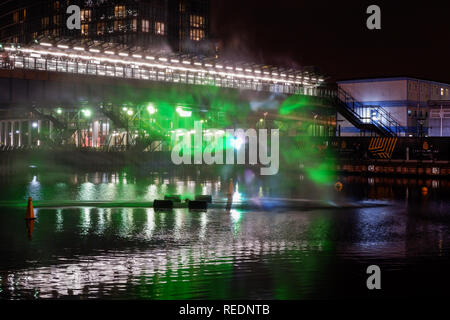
[0,46,330,96]
[337,87,407,136]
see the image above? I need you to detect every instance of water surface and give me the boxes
[1,170,450,299]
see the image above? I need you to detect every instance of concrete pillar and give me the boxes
[37,120,41,146]
[9,121,14,146]
[1,122,4,146]
[92,121,99,148]
[28,120,32,146]
[4,122,8,146]
[18,121,22,147]
[49,121,53,140]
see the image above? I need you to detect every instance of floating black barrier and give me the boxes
[188,200,208,211]
[153,200,174,210]
[194,195,212,203]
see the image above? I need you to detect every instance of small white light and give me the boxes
[194,62,202,66]
[40,42,52,47]
[57,45,68,49]
[182,60,191,65]
[74,47,85,51]
[171,59,179,63]
[89,49,100,53]
[132,54,142,58]
[158,57,168,62]
[119,52,128,57]
[146,56,155,60]
[216,65,223,69]
[105,51,115,55]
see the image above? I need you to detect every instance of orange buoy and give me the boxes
[226,179,234,211]
[335,182,343,192]
[25,197,36,220]
[26,220,35,240]
[227,179,234,196]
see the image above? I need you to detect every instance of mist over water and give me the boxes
[1,168,450,299]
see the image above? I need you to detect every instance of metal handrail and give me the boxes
[336,87,407,136]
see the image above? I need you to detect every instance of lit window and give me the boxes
[142,19,149,33]
[54,1,60,10]
[155,22,165,35]
[114,5,126,18]
[132,19,137,32]
[41,17,50,28]
[114,20,122,31]
[53,15,60,25]
[13,11,19,23]
[81,24,88,35]
[97,22,105,35]
[81,9,91,22]
[190,28,204,41]
[446,89,449,96]
[190,15,205,28]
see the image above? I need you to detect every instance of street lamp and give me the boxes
[147,103,157,115]
[82,109,92,118]
[176,106,192,118]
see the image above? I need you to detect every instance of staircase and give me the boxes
[97,106,127,129]
[32,108,76,143]
[333,87,407,137]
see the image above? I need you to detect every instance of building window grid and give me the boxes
[2,1,211,54]
[81,9,91,22]
[155,21,165,35]
[41,17,50,29]
[142,19,150,33]
[114,5,126,18]
[189,14,205,41]
[81,24,89,36]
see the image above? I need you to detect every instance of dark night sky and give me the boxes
[211,0,450,84]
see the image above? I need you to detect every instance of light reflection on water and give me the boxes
[0,204,449,299]
[0,172,450,299]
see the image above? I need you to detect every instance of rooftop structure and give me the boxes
[0,41,326,95]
